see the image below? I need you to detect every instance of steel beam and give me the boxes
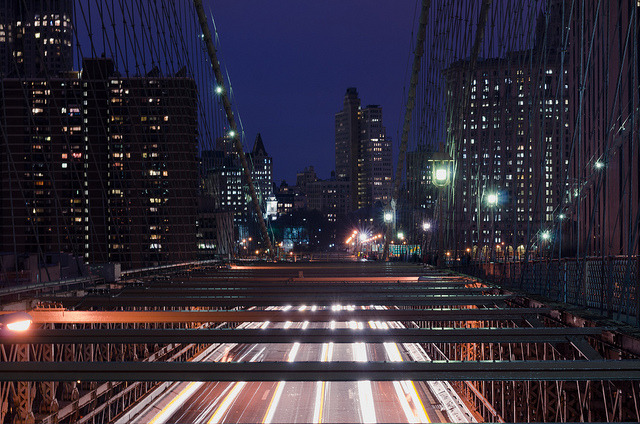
[119,287,491,296]
[10,308,552,324]
[143,281,477,289]
[0,327,604,345]
[1,360,639,382]
[41,294,514,308]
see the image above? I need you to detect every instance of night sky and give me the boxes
[208,0,419,184]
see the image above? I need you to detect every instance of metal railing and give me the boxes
[449,256,639,327]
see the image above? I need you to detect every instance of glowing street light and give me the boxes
[486,193,499,206]
[541,230,551,241]
[228,130,236,138]
[397,232,404,240]
[215,85,223,94]
[422,222,431,231]
[384,212,393,223]
[0,312,33,332]
[594,160,605,170]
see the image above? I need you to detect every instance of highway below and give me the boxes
[129,305,474,424]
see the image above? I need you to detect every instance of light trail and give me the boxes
[383,332,430,423]
[262,340,302,423]
[312,342,333,423]
[148,382,204,424]
[207,347,265,424]
[207,381,247,424]
[353,342,376,423]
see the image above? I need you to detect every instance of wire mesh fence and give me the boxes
[450,256,639,327]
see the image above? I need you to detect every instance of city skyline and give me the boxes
[209,0,418,183]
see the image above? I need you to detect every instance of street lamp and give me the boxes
[421,222,431,265]
[486,192,499,262]
[428,151,454,267]
[0,312,33,332]
[384,212,393,223]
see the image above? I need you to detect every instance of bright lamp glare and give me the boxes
[435,168,447,180]
[487,193,498,205]
[228,130,236,138]
[422,222,431,231]
[384,212,393,222]
[541,231,551,240]
[7,320,31,332]
[215,86,223,94]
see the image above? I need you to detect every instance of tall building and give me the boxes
[247,133,273,208]
[443,4,569,257]
[201,133,273,243]
[0,57,199,269]
[335,87,360,184]
[0,0,73,78]
[567,0,639,256]
[359,105,392,208]
[307,179,350,222]
[335,88,392,211]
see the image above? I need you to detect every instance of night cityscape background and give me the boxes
[0,1,638,422]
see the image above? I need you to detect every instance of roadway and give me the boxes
[131,305,474,424]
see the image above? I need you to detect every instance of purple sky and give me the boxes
[208,0,419,184]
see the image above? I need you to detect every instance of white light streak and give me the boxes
[353,342,376,423]
[284,321,292,329]
[330,320,336,330]
[282,305,292,311]
[207,381,247,424]
[393,381,419,423]
[149,382,204,424]
[299,305,307,311]
[262,381,285,424]
[287,342,301,363]
[311,305,317,311]
[260,321,270,330]
[302,321,310,330]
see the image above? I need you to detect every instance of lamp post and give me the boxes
[382,211,393,260]
[428,151,454,267]
[486,192,499,262]
[421,222,431,265]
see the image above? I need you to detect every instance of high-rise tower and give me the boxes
[335,88,392,212]
[0,0,73,78]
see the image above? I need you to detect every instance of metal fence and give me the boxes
[450,256,639,327]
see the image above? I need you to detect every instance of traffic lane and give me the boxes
[262,342,322,423]
[165,342,270,423]
[366,342,424,423]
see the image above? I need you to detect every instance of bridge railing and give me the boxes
[448,256,639,327]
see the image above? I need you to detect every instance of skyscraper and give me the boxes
[359,105,392,208]
[335,87,360,210]
[335,88,392,212]
[0,0,73,78]
[443,3,569,258]
[0,57,199,269]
